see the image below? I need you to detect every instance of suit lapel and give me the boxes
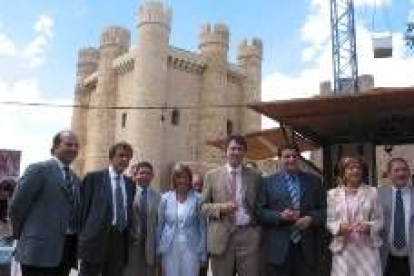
[48,159,73,202]
[297,173,307,209]
[182,191,196,226]
[220,167,233,200]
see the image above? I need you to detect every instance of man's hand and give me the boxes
[338,222,351,236]
[220,202,237,215]
[295,216,312,230]
[280,209,300,222]
[352,221,370,234]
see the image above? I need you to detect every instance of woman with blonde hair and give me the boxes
[156,163,206,276]
[327,155,384,276]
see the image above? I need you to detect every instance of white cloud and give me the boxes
[0,78,72,172]
[0,33,17,57]
[34,14,54,39]
[0,14,54,67]
[23,36,48,67]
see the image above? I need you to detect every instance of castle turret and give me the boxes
[197,23,231,164]
[238,38,262,133]
[199,23,229,61]
[85,26,130,170]
[117,1,172,189]
[71,47,99,174]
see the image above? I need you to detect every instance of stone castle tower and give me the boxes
[71,1,262,189]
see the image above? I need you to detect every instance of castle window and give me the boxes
[226,120,234,136]
[171,109,180,125]
[121,112,127,128]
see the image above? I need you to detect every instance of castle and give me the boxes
[71,1,262,189]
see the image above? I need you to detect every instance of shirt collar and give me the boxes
[392,185,410,194]
[226,163,242,174]
[52,156,66,171]
[108,166,122,180]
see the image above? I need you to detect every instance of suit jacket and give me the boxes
[129,185,161,266]
[378,184,414,276]
[257,171,326,265]
[156,190,206,261]
[327,184,383,253]
[78,168,135,265]
[200,165,261,255]
[10,159,81,267]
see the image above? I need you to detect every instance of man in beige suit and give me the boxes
[201,135,262,276]
[124,161,161,276]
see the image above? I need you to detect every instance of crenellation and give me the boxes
[199,23,230,56]
[113,54,135,74]
[76,47,99,82]
[238,38,263,64]
[100,26,131,52]
[138,1,172,30]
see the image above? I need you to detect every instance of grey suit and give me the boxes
[378,185,414,276]
[124,185,161,276]
[10,159,80,268]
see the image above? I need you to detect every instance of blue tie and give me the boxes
[285,173,301,243]
[393,189,406,249]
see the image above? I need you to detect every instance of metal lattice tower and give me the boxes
[330,0,359,94]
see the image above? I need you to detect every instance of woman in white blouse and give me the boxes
[327,155,384,276]
[156,163,206,276]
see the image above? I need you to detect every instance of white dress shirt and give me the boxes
[108,166,128,226]
[226,164,250,226]
[389,185,411,256]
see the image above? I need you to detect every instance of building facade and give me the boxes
[71,1,262,189]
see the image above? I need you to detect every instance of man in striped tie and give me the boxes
[379,157,414,276]
[257,143,326,276]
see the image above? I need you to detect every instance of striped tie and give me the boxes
[393,189,406,249]
[286,173,301,243]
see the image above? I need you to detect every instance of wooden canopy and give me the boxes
[249,87,414,146]
[207,128,319,160]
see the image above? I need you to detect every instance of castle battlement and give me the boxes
[168,47,206,74]
[76,47,99,81]
[238,38,263,60]
[100,26,130,51]
[77,47,100,66]
[199,23,229,49]
[138,1,172,29]
[113,53,135,74]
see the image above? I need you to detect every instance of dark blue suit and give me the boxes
[257,171,326,276]
[78,168,135,276]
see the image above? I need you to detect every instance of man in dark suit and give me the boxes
[10,130,81,276]
[257,143,326,276]
[78,142,135,276]
[379,157,414,276]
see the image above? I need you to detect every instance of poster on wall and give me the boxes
[0,150,21,182]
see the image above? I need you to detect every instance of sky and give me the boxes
[0,0,413,172]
